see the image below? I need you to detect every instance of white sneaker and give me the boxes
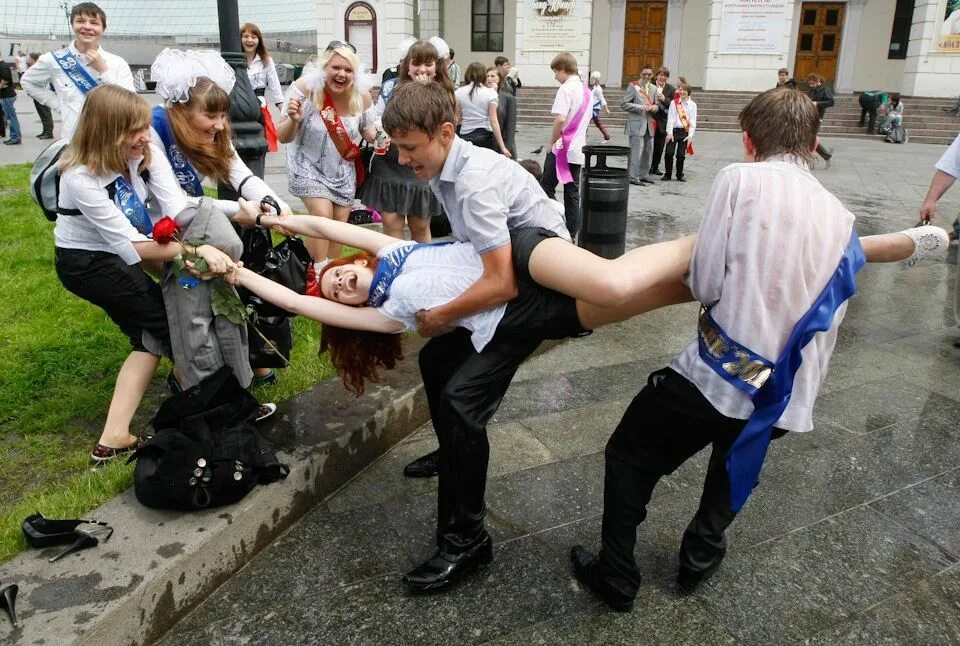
[255,402,277,423]
[902,225,950,266]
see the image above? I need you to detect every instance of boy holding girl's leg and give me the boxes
[571,88,871,610]
[21,2,134,140]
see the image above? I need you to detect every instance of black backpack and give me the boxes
[130,367,289,510]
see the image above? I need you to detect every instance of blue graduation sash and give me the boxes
[368,241,452,307]
[52,48,99,95]
[697,229,866,511]
[379,78,397,105]
[151,106,204,197]
[112,175,153,236]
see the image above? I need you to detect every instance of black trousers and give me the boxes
[55,248,170,354]
[650,126,667,172]
[420,328,542,553]
[460,128,498,152]
[540,151,581,239]
[858,106,877,133]
[598,368,785,597]
[34,99,53,136]
[664,137,687,178]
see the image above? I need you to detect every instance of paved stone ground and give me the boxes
[4,93,959,645]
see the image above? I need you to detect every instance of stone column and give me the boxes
[663,0,686,77]
[835,0,867,93]
[903,0,960,97]
[607,0,626,86]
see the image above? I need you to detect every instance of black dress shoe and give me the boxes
[37,133,54,139]
[676,560,722,595]
[953,337,960,349]
[629,179,644,186]
[661,175,672,181]
[403,448,439,478]
[570,545,634,611]
[639,178,655,185]
[648,168,663,176]
[401,534,493,591]
[676,175,686,182]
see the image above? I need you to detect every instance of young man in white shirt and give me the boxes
[540,52,592,239]
[20,2,135,140]
[570,87,875,611]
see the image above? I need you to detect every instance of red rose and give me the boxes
[152,216,181,245]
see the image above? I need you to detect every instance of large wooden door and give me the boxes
[793,2,844,84]
[623,1,667,84]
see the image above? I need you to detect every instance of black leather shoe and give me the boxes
[37,133,54,139]
[570,545,634,611]
[676,560,722,595]
[401,534,493,591]
[639,178,655,185]
[629,179,644,186]
[676,175,686,182]
[953,337,960,349]
[403,449,439,478]
[662,175,672,181]
[648,168,663,175]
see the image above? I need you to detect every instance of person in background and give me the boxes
[495,56,521,96]
[487,66,517,158]
[589,71,612,142]
[455,62,511,156]
[806,73,834,168]
[857,89,883,135]
[776,67,797,89]
[622,64,659,185]
[662,78,696,182]
[448,49,461,87]
[28,53,55,139]
[241,22,284,154]
[20,1,135,140]
[15,50,28,76]
[0,59,21,145]
[649,66,675,175]
[880,93,904,133]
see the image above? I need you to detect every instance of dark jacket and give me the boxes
[496,90,517,158]
[807,84,834,119]
[776,78,797,90]
[653,83,676,129]
[0,62,16,100]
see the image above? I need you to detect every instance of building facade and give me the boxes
[316,0,960,97]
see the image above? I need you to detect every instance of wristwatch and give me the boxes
[255,213,264,228]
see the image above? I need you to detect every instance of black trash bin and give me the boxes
[579,145,630,259]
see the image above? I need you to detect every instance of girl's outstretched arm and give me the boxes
[230,267,404,334]
[236,204,399,256]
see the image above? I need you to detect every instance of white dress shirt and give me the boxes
[670,155,856,432]
[428,137,569,255]
[376,240,508,351]
[551,76,591,165]
[20,42,134,139]
[246,54,284,107]
[55,143,188,265]
[666,98,698,138]
[935,131,960,178]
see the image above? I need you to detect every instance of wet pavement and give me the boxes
[149,120,960,643]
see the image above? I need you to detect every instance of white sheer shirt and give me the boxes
[670,155,856,432]
[550,76,590,165]
[246,54,284,107]
[20,42,134,139]
[935,131,960,179]
[428,137,569,255]
[55,143,188,265]
[375,240,507,351]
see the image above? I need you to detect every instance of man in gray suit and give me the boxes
[621,65,659,185]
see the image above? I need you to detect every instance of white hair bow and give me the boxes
[428,36,450,60]
[151,48,236,104]
[397,36,417,61]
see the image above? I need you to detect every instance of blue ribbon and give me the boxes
[112,175,153,236]
[368,241,452,307]
[52,48,99,95]
[379,78,397,105]
[698,229,865,512]
[152,106,204,197]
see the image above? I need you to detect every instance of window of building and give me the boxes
[888,0,915,59]
[472,0,504,51]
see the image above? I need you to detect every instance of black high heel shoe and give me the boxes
[48,523,114,562]
[0,583,17,626]
[21,513,107,548]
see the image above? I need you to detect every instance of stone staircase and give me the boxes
[514,87,960,146]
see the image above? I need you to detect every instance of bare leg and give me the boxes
[529,235,697,308]
[97,350,161,448]
[407,216,432,243]
[577,281,694,330]
[329,204,352,260]
[860,229,950,263]
[381,211,406,240]
[301,197,334,261]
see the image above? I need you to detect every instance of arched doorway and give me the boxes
[345,2,377,74]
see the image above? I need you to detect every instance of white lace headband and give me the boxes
[151,48,236,104]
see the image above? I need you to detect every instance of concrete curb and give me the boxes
[0,338,432,645]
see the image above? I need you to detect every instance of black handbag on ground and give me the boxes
[130,367,289,511]
[248,315,293,369]
[239,235,311,318]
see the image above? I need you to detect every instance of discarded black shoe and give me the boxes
[403,449,439,478]
[570,545,634,611]
[22,513,106,548]
[677,560,723,595]
[401,534,493,591]
[48,523,114,562]
[0,583,17,627]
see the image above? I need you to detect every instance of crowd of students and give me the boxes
[19,0,957,613]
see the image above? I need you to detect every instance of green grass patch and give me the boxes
[0,164,335,564]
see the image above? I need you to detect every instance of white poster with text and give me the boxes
[718,0,789,54]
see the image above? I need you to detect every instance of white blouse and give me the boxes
[246,54,284,107]
[455,84,498,135]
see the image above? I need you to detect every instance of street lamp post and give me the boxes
[216,0,267,196]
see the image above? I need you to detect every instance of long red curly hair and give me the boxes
[317,252,405,396]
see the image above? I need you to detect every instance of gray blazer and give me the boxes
[621,82,656,137]
[496,90,517,159]
[143,199,252,390]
